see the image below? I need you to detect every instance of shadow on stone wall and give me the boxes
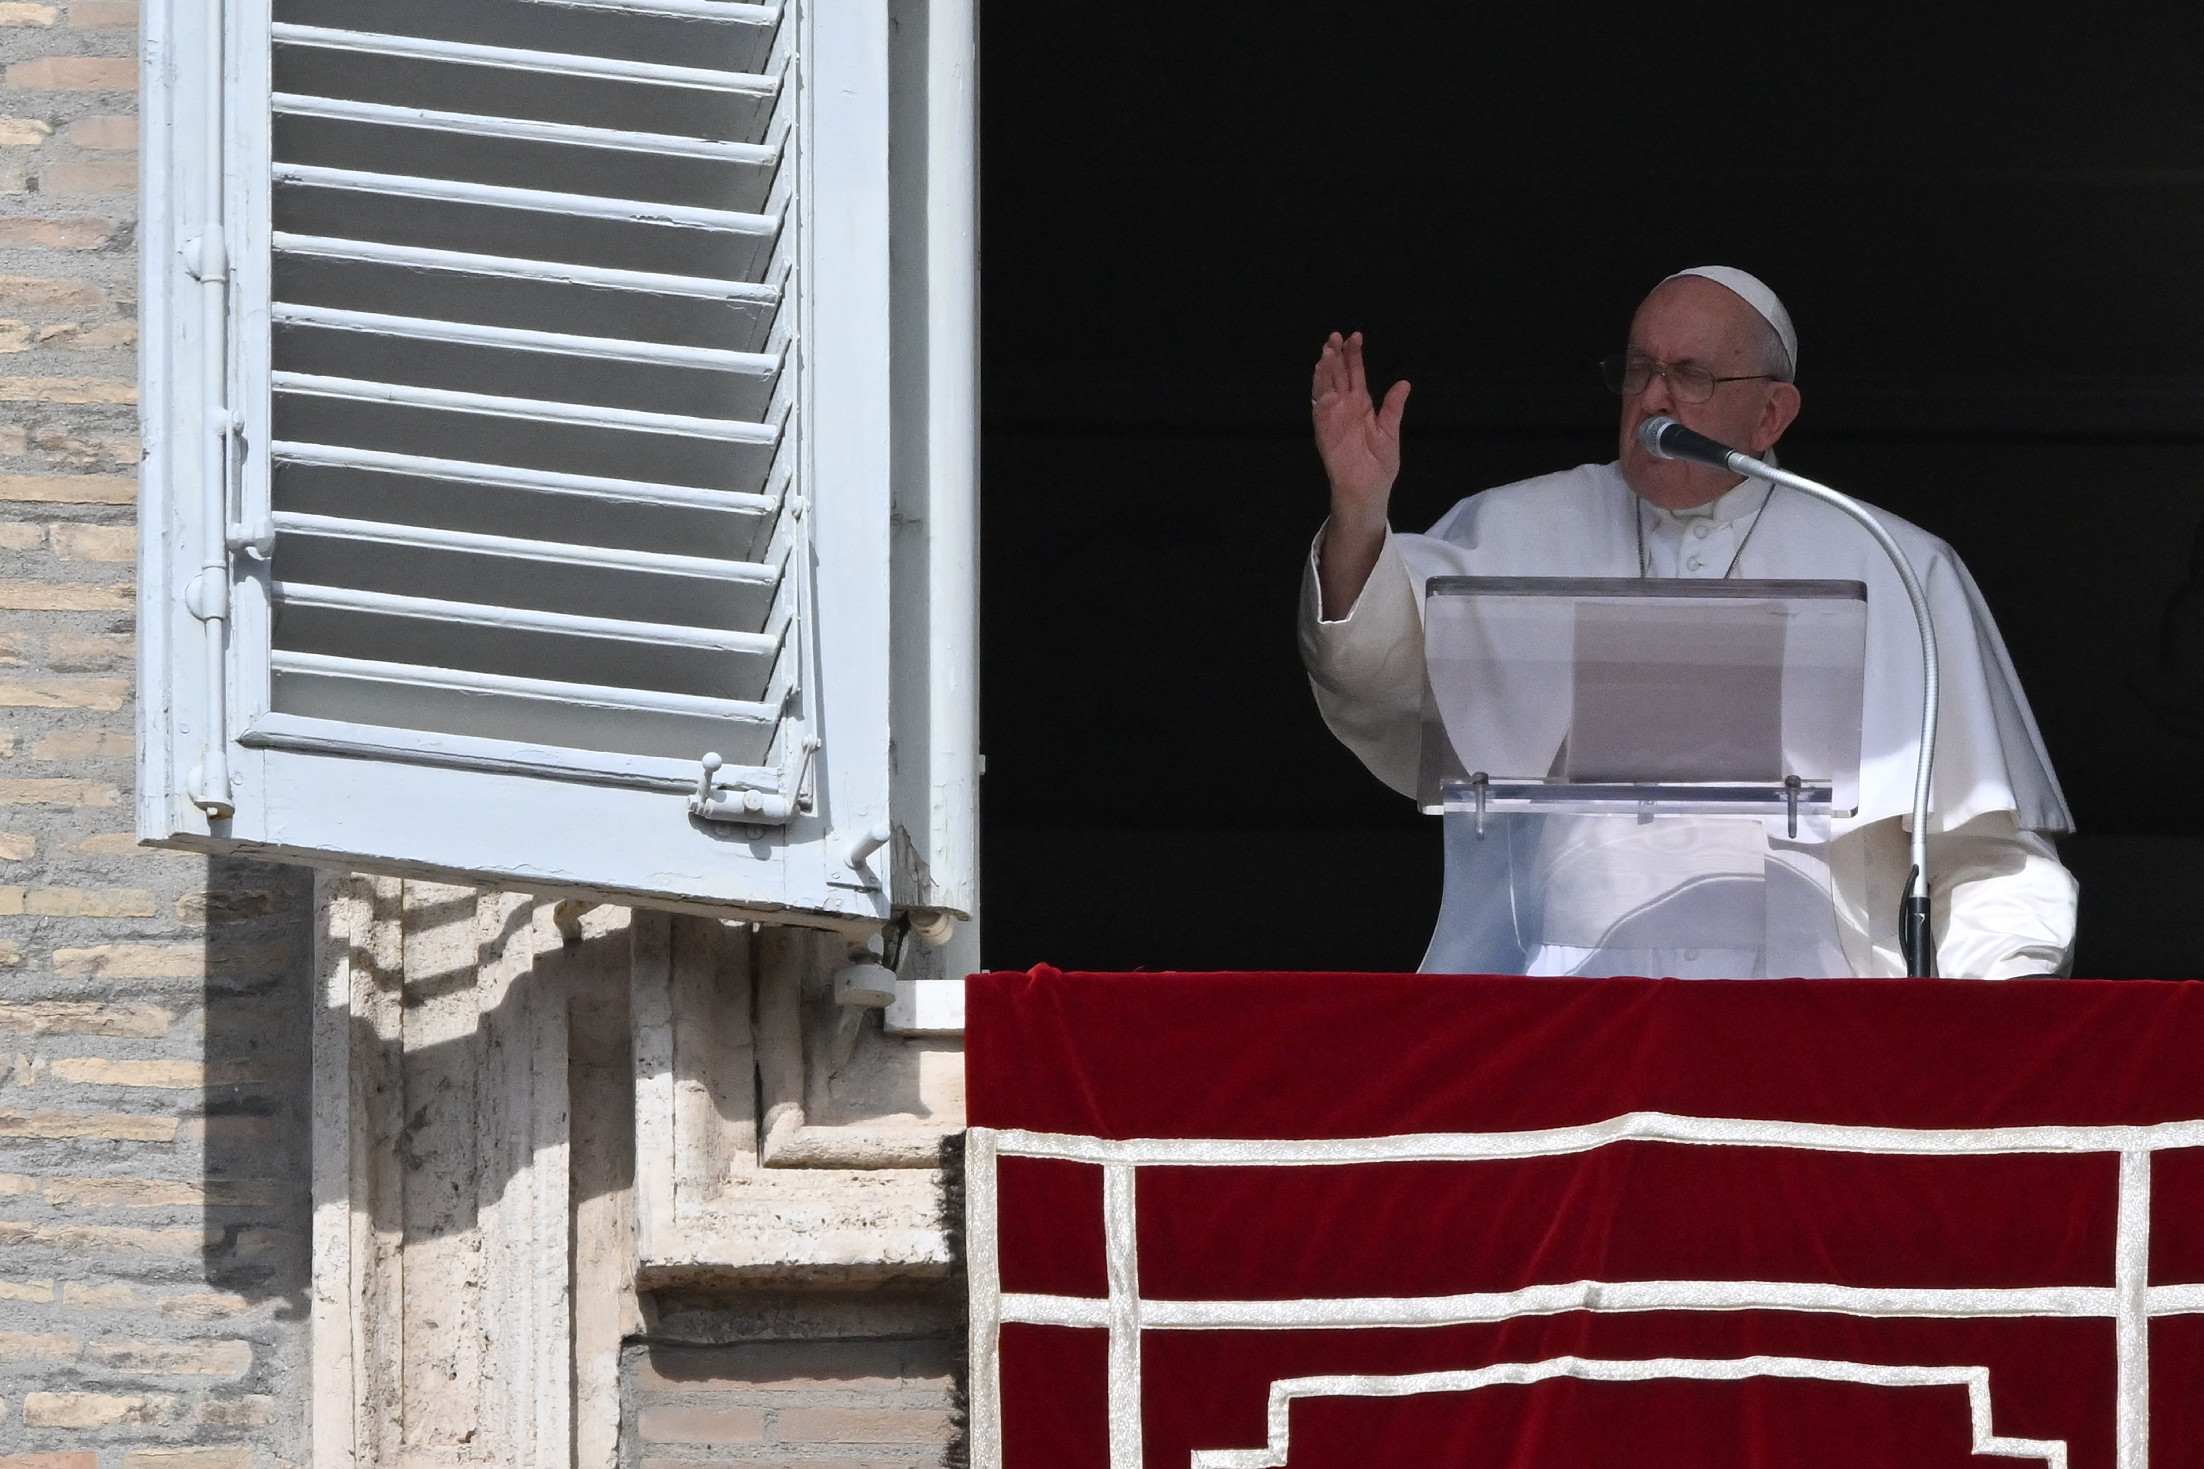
[198,855,318,1311]
[939,1128,970,1469]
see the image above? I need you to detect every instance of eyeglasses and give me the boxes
[1600,352,1778,405]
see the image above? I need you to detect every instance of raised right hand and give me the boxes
[1312,331,1411,528]
[1312,332,1410,618]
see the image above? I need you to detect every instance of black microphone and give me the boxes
[1636,415,1748,472]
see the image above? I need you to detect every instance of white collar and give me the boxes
[1645,475,1773,526]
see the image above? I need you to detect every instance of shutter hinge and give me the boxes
[217,411,274,558]
[182,221,236,820]
[181,229,229,283]
[225,521,274,558]
[183,568,226,622]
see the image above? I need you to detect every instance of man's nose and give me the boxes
[1638,368,1676,414]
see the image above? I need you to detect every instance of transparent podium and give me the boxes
[1419,577,1869,978]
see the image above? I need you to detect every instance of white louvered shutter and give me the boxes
[140,0,978,927]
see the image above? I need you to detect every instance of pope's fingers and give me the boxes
[1312,340,1337,389]
[1376,379,1411,438]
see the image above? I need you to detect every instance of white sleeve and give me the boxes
[1928,810,2079,979]
[1296,525,1423,799]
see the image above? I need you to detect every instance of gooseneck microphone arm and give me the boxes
[1638,416,1940,978]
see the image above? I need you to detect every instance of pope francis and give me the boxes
[1299,267,2078,979]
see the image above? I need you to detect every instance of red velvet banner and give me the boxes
[965,971,2204,1469]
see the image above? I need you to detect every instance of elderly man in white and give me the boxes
[1300,267,2078,979]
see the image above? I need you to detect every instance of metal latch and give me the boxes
[688,738,817,827]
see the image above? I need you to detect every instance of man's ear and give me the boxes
[1754,382,1802,453]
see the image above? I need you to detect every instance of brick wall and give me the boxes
[1,3,314,1465]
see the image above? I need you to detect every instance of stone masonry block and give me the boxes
[0,1454,100,1469]
[174,889,280,925]
[48,1175,277,1207]
[0,118,54,144]
[0,1109,177,1140]
[22,1392,184,1428]
[38,160,137,194]
[49,633,137,668]
[3,56,135,90]
[0,833,30,859]
[0,1279,56,1300]
[0,277,105,309]
[85,1338,254,1376]
[66,0,133,24]
[0,522,43,548]
[0,677,127,708]
[225,1227,288,1261]
[62,1281,137,1304]
[0,378,136,404]
[194,1395,275,1427]
[0,730,17,755]
[179,1115,277,1148]
[0,1222,212,1254]
[0,2,59,21]
[0,1330,81,1361]
[34,320,136,349]
[639,1404,767,1444]
[31,729,132,759]
[0,582,134,611]
[71,833,190,858]
[773,1408,956,1445]
[0,1000,174,1035]
[124,1452,254,1469]
[48,523,132,560]
[0,779,122,805]
[51,943,206,977]
[631,1339,914,1393]
[46,1056,203,1087]
[158,1293,255,1322]
[0,474,134,503]
[61,114,130,148]
[26,886,159,915]
[0,219,115,250]
[20,429,138,469]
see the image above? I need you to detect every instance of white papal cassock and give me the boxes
[1300,461,2078,979]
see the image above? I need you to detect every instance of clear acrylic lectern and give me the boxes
[1419,577,1869,978]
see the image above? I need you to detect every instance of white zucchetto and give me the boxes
[1663,265,1797,378]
